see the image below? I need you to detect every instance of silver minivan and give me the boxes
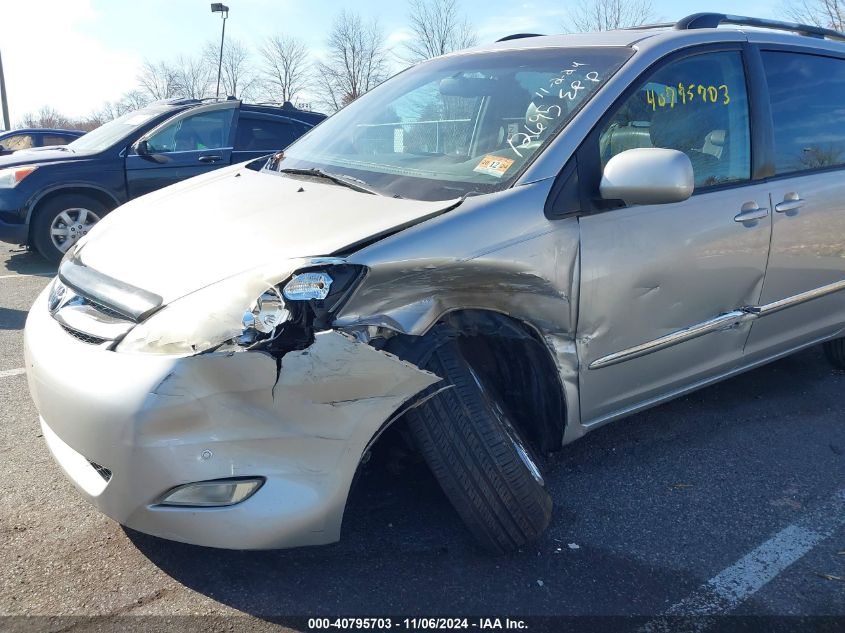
[24,14,845,552]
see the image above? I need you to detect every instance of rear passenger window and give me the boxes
[41,135,73,146]
[236,118,304,151]
[600,51,751,189]
[762,51,845,175]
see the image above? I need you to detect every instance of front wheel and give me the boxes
[31,194,107,264]
[403,337,552,553]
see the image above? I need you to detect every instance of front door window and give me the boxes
[599,51,751,189]
[146,109,234,153]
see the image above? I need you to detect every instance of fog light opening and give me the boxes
[158,477,264,507]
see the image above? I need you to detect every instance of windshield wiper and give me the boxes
[278,168,391,197]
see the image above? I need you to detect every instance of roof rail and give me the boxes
[675,12,845,42]
[496,33,544,42]
[624,22,674,31]
[152,96,239,107]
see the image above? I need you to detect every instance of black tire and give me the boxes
[403,337,552,553]
[823,338,845,369]
[31,194,108,264]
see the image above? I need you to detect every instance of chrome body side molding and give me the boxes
[589,310,752,370]
[589,279,845,370]
[744,279,845,317]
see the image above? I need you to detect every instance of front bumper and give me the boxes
[0,189,28,244]
[0,213,27,245]
[24,285,438,549]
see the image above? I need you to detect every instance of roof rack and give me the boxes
[675,12,845,42]
[625,22,674,31]
[496,33,544,42]
[152,96,239,107]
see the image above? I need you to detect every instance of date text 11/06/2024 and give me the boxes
[307,617,529,630]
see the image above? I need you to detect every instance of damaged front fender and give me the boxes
[332,179,583,442]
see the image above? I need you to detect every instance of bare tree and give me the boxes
[564,0,656,32]
[20,106,102,132]
[98,90,151,121]
[21,106,75,129]
[403,0,477,62]
[137,59,181,100]
[203,39,260,100]
[260,35,311,103]
[798,144,844,169]
[173,55,213,100]
[784,0,845,29]
[316,10,390,112]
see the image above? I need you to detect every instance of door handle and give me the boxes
[775,195,804,214]
[734,205,769,224]
[198,154,222,163]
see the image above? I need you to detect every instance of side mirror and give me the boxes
[133,139,169,164]
[600,148,694,206]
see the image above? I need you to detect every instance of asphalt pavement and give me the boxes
[0,241,842,633]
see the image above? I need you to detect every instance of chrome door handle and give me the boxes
[198,154,222,163]
[775,198,804,213]
[734,207,769,224]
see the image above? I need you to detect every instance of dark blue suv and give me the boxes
[0,98,325,262]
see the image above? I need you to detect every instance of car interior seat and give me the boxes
[600,91,654,160]
[650,103,726,185]
[174,126,200,151]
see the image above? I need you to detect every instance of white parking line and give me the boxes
[0,273,54,280]
[0,367,26,379]
[644,489,845,631]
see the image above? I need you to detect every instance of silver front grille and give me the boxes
[59,324,108,346]
[84,300,130,321]
[50,279,136,345]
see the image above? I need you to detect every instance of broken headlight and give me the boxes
[239,288,289,346]
[116,269,294,356]
[283,271,333,301]
[115,264,366,356]
[277,265,366,331]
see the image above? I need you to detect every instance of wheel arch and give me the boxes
[26,185,120,240]
[385,308,567,454]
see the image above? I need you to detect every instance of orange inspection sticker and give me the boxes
[473,155,515,178]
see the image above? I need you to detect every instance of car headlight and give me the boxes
[115,264,366,356]
[116,269,292,355]
[239,287,289,345]
[0,165,37,188]
[283,271,333,300]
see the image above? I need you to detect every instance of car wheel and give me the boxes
[31,194,107,264]
[403,336,552,553]
[823,338,845,369]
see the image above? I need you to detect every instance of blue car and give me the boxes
[0,98,325,262]
[0,128,85,155]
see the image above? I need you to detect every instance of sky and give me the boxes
[0,0,780,123]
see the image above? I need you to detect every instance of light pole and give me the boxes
[211,3,229,98]
[0,50,10,130]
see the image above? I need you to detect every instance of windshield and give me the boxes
[68,105,173,153]
[267,47,631,201]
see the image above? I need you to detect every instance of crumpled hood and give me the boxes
[77,164,457,304]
